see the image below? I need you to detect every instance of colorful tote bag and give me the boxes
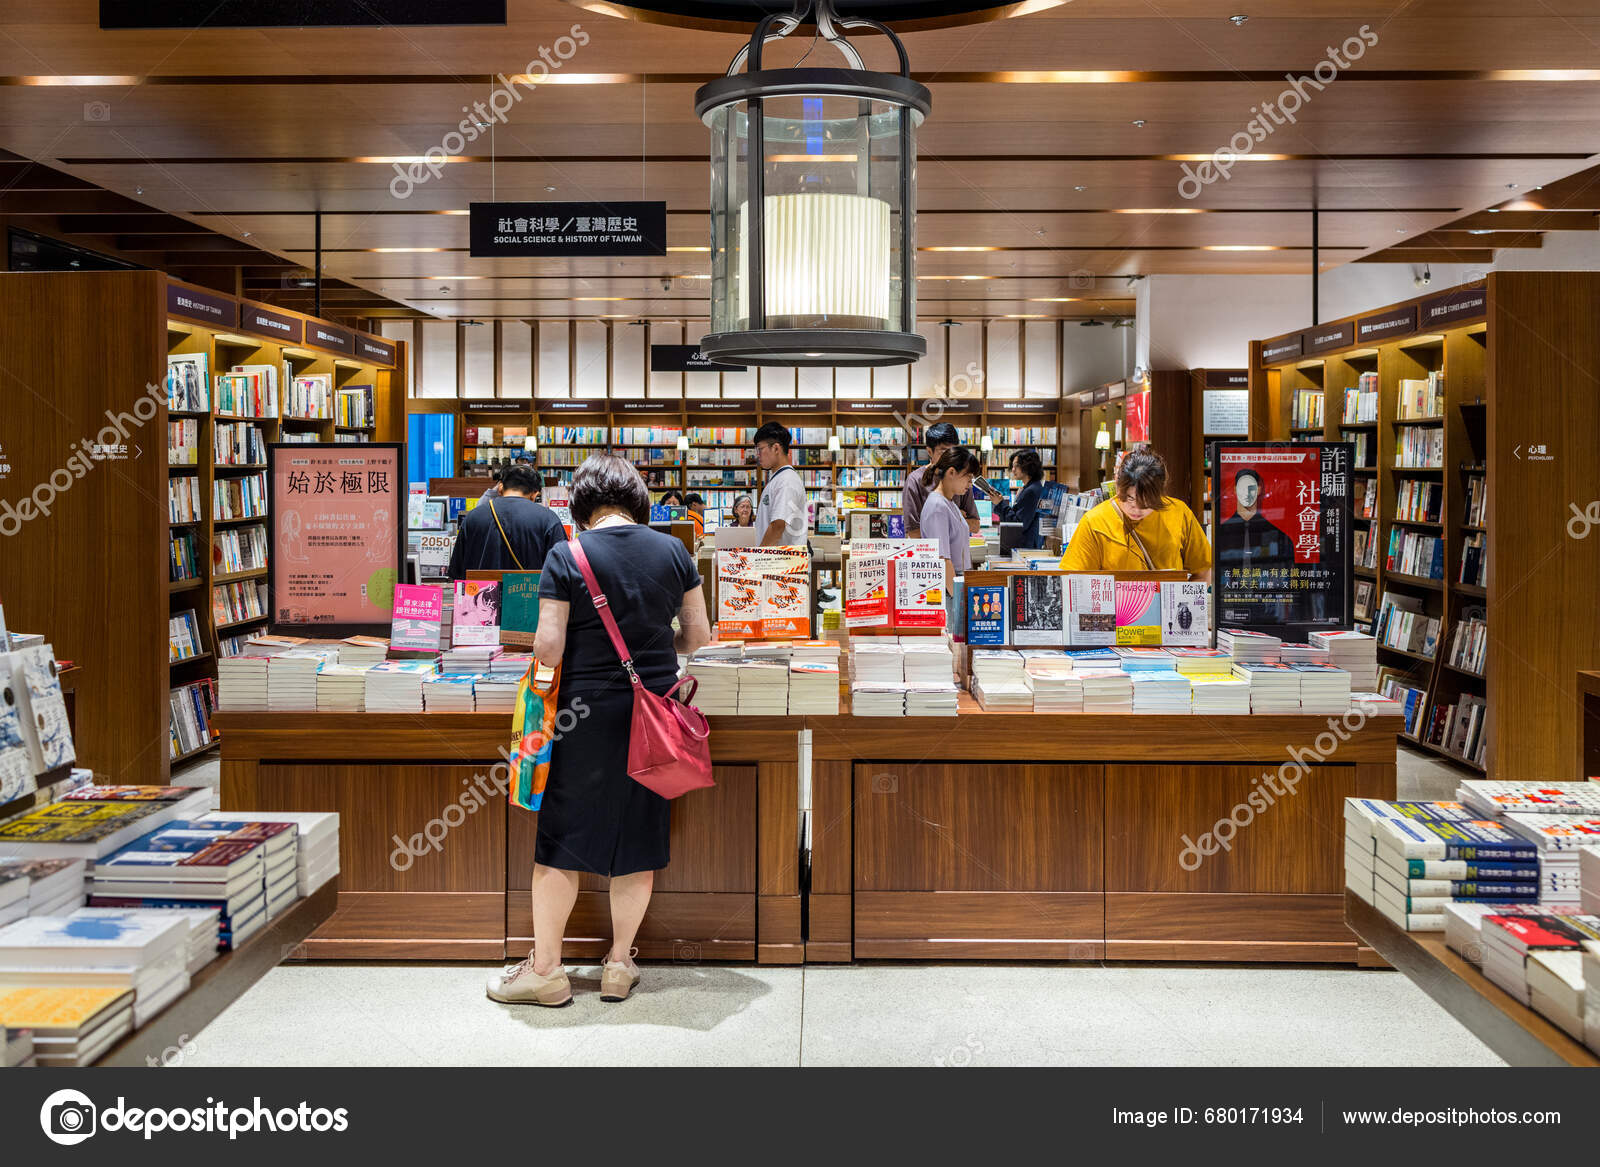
[507,661,561,811]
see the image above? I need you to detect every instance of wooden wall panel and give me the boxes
[854,891,1103,960]
[853,763,1102,892]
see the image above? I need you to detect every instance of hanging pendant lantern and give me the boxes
[695,0,930,367]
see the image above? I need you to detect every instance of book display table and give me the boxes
[217,703,1400,965]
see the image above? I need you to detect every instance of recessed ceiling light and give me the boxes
[915,274,994,281]
[1229,14,1248,25]
[1073,185,1087,192]
[1113,208,1203,215]
[1131,119,1146,128]
[921,245,1001,252]
[1486,208,1501,213]
[1396,228,1407,233]
[574,296,627,301]
[1004,313,1045,318]
[1203,244,1280,251]
[1507,183,1518,189]
[667,246,710,253]
[373,247,446,253]
[134,186,144,195]
[1030,297,1080,302]
[1468,229,1492,235]
[545,185,557,192]
[1169,153,1292,163]
[423,275,484,280]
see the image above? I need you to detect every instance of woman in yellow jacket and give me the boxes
[1060,449,1213,578]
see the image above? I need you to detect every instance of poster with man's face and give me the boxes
[1211,443,1353,638]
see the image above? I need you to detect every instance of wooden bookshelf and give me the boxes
[0,270,407,780]
[1250,274,1600,779]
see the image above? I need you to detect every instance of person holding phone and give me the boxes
[978,448,1046,550]
[920,446,982,572]
[902,422,981,538]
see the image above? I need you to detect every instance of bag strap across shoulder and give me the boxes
[565,535,640,687]
[487,498,526,570]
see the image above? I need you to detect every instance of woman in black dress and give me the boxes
[487,453,711,1007]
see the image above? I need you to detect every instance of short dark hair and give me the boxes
[1115,449,1170,511]
[570,453,650,526]
[1234,468,1263,488]
[753,421,791,452]
[1009,448,1045,483]
[930,445,982,481]
[924,422,959,450]
[659,488,684,506]
[684,492,705,509]
[499,463,541,496]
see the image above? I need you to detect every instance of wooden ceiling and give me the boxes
[2,0,1598,322]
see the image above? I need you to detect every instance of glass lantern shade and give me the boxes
[697,63,929,367]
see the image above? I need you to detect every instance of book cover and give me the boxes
[0,801,168,847]
[1114,579,1163,646]
[892,556,947,630]
[390,583,443,651]
[1012,575,1065,646]
[451,581,502,646]
[844,540,937,630]
[499,571,543,644]
[0,662,34,804]
[1160,580,1210,647]
[60,785,201,804]
[1066,574,1115,646]
[8,646,73,775]
[966,585,1009,646]
[762,566,811,639]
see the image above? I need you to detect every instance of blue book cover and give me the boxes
[447,497,467,520]
[887,514,906,539]
[966,585,1008,645]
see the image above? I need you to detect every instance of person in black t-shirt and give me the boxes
[446,462,565,580]
[486,453,711,1009]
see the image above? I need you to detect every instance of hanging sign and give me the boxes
[470,201,667,257]
[1305,321,1355,354]
[268,443,405,637]
[240,302,302,345]
[167,283,237,328]
[1357,306,1416,343]
[1204,370,1248,388]
[1124,392,1151,444]
[1421,284,1487,328]
[1261,333,1304,364]
[651,344,744,373]
[1211,442,1354,641]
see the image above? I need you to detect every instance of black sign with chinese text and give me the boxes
[1211,442,1354,640]
[167,283,237,328]
[470,201,667,257]
[650,345,744,373]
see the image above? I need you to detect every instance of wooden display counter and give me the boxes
[218,700,1399,966]
[809,694,1401,965]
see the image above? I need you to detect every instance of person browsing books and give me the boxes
[729,494,755,527]
[1059,449,1212,577]
[921,446,982,573]
[902,422,981,538]
[447,462,566,580]
[978,448,1046,550]
[487,453,711,1008]
[684,492,706,541]
[752,422,808,547]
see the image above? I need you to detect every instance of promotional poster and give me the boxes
[1211,443,1353,638]
[268,443,403,636]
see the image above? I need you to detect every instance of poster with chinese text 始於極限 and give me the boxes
[1210,443,1353,641]
[268,443,404,637]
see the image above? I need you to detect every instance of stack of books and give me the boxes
[1586,936,1600,1053]
[1290,663,1352,714]
[473,670,526,714]
[1079,668,1133,713]
[364,660,439,713]
[0,786,211,865]
[489,650,535,679]
[1524,937,1589,1041]
[441,644,496,673]
[1481,914,1600,1009]
[315,663,371,712]
[1501,814,1600,909]
[850,683,906,716]
[684,655,739,716]
[422,674,480,712]
[1584,846,1600,917]
[905,682,959,716]
[1168,648,1235,677]
[970,650,1031,712]
[1065,647,1120,670]
[216,655,270,711]
[0,858,85,924]
[71,906,219,976]
[0,911,189,1027]
[0,986,135,1067]
[1345,798,1542,931]
[1114,648,1175,673]
[791,641,843,669]
[788,662,840,715]
[1310,630,1379,691]
[1234,662,1300,713]
[903,638,955,686]
[337,637,389,668]
[1443,901,1543,964]
[205,810,338,898]
[267,649,333,712]
[850,641,905,685]
[1278,642,1330,665]
[1130,671,1191,713]
[1457,780,1600,821]
[1189,673,1251,715]
[736,660,790,716]
[1024,656,1082,712]
[1217,628,1282,663]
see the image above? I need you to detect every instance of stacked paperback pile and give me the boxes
[266,648,335,712]
[1169,648,1234,678]
[684,649,740,716]
[1291,664,1352,715]
[903,638,954,684]
[1481,913,1600,1016]
[1114,648,1175,673]
[201,818,300,920]
[422,674,480,712]
[473,668,527,714]
[71,906,219,976]
[0,986,135,1066]
[1189,673,1251,714]
[0,910,188,1031]
[337,636,389,667]
[736,660,791,716]
[365,660,439,713]
[315,663,371,712]
[1079,667,1133,713]
[204,810,339,898]
[970,650,1031,712]
[441,644,497,674]
[1234,662,1300,713]
[216,655,270,711]
[1310,630,1379,691]
[0,785,211,865]
[1278,642,1330,665]
[1022,652,1081,712]
[1585,846,1600,917]
[1501,814,1600,910]
[788,661,840,715]
[1217,628,1281,663]
[1345,798,1541,932]
[905,681,959,716]
[0,858,85,925]
[1130,671,1191,714]
[1457,779,1600,822]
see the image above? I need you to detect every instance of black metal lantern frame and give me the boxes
[694,0,931,367]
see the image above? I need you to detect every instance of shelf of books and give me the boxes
[1248,275,1600,778]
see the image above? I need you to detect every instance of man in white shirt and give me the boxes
[752,421,809,547]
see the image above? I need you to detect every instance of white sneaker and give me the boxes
[600,947,641,1003]
[486,957,572,1006]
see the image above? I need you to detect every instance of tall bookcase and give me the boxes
[0,271,406,780]
[1248,273,1600,780]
